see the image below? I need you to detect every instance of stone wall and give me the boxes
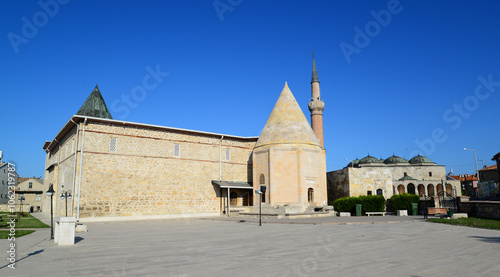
[253,145,327,208]
[326,168,349,204]
[42,125,78,217]
[69,120,256,218]
[458,199,500,220]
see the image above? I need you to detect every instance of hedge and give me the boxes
[389,193,420,212]
[332,197,359,213]
[359,195,385,212]
[333,195,385,214]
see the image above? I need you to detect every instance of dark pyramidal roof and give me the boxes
[76,85,113,119]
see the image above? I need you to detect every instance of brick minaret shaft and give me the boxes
[308,52,325,148]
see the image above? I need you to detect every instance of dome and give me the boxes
[398,175,417,181]
[358,155,382,165]
[409,154,433,164]
[346,159,359,167]
[384,155,408,164]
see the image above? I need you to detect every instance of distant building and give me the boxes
[327,154,461,204]
[0,161,19,210]
[15,177,44,212]
[479,164,499,184]
[459,174,478,197]
[492,152,500,182]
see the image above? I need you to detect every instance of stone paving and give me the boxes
[1,213,500,277]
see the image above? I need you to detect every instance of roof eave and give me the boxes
[44,115,259,152]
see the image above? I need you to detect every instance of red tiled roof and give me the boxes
[479,164,497,171]
[460,175,478,182]
[448,175,460,180]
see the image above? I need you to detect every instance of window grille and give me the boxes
[174,144,180,157]
[109,137,117,152]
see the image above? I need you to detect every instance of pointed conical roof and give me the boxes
[254,83,321,149]
[311,51,319,83]
[76,85,113,119]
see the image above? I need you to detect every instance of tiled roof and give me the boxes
[76,85,113,119]
[479,164,497,171]
[460,175,478,182]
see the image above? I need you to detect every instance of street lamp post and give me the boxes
[19,195,25,215]
[60,190,72,217]
[46,184,55,240]
[464,148,480,183]
[478,159,485,169]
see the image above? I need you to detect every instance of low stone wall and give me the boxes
[458,199,500,220]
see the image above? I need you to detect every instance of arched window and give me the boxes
[428,184,435,197]
[308,188,314,203]
[259,174,265,184]
[376,189,383,196]
[398,185,405,194]
[446,184,452,195]
[437,184,443,194]
[418,184,425,196]
[408,183,416,195]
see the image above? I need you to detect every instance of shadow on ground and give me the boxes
[470,236,500,243]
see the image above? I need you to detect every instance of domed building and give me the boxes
[327,154,461,203]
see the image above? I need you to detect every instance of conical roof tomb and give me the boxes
[76,85,113,119]
[255,82,321,149]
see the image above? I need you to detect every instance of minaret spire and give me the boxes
[312,50,319,83]
[308,51,325,148]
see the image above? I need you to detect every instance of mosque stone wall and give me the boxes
[45,120,256,218]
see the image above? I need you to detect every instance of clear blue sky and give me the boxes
[1,0,499,178]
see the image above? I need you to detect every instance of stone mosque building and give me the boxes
[42,56,327,220]
[327,154,461,202]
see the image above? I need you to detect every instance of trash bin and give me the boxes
[447,209,454,218]
[356,204,362,216]
[411,203,418,216]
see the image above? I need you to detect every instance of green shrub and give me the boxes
[333,195,385,214]
[389,193,419,212]
[359,195,385,212]
[332,197,358,213]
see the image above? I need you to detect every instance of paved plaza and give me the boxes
[1,214,500,277]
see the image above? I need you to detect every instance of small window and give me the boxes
[36,194,41,201]
[404,172,407,176]
[174,144,180,157]
[367,190,372,196]
[308,188,314,203]
[429,172,432,177]
[225,148,231,161]
[259,174,265,184]
[376,189,383,196]
[109,137,117,152]
[29,182,33,188]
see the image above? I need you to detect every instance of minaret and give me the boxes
[308,51,325,148]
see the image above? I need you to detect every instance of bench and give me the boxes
[427,208,447,215]
[366,212,386,216]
